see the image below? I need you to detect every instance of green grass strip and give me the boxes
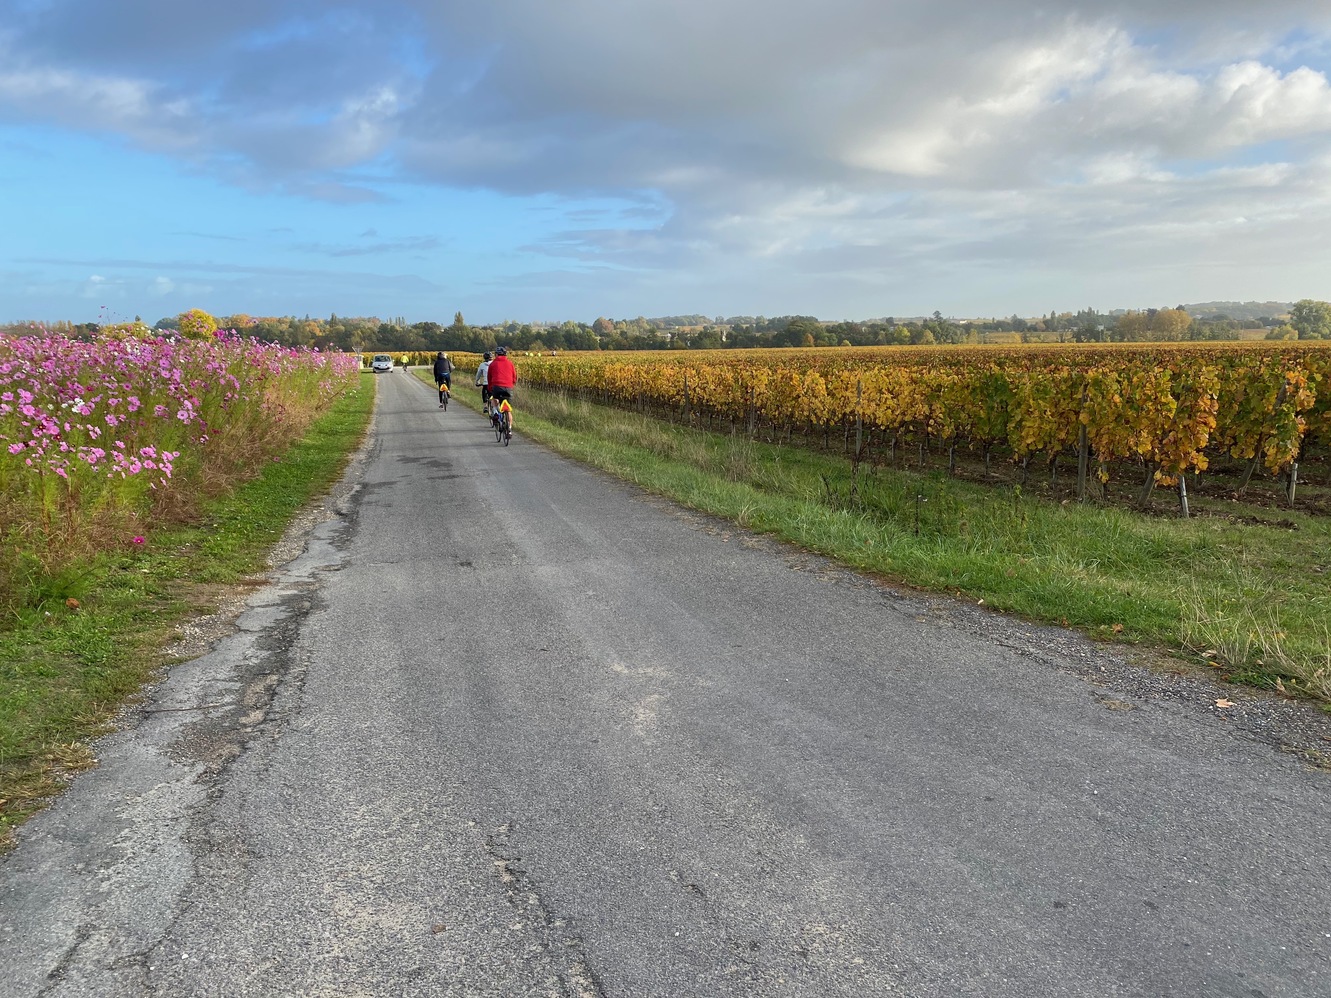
[0,374,376,844]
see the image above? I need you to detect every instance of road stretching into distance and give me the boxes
[2,368,1328,997]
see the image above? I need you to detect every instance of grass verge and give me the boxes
[456,381,1331,705]
[0,373,376,848]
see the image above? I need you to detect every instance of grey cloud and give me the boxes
[6,1,1330,197]
[0,1,422,187]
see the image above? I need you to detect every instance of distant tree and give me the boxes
[1152,307,1193,341]
[693,326,724,349]
[1113,312,1150,341]
[784,317,823,347]
[1290,299,1331,339]
[176,308,218,340]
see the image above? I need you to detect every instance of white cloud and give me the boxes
[1207,61,1331,147]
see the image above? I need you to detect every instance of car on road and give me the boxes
[371,354,393,373]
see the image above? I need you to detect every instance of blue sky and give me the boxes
[3,0,1331,326]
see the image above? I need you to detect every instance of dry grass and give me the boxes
[1180,595,1331,701]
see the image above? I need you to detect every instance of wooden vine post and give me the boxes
[855,379,863,460]
[1076,387,1089,502]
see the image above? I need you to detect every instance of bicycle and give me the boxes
[492,397,513,446]
[437,379,450,410]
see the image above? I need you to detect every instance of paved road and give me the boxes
[3,369,1328,997]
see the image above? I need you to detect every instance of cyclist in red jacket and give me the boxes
[486,347,517,427]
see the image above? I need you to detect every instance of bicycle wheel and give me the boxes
[502,411,512,446]
[441,390,449,411]
[494,415,504,443]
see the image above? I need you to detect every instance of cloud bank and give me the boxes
[2,0,1331,317]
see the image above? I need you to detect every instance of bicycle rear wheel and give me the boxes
[502,411,512,445]
[494,415,504,443]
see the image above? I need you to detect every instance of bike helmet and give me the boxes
[483,351,492,360]
[496,346,507,356]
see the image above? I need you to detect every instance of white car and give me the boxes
[371,354,393,373]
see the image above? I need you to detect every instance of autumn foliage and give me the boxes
[503,343,1331,491]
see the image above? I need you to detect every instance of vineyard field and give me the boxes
[481,343,1331,509]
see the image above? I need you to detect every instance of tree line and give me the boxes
[8,300,1328,352]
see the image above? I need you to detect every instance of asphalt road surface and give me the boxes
[3,369,1328,997]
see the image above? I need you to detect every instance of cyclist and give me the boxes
[432,351,452,407]
[486,346,517,430]
[475,352,493,416]
[400,353,410,371]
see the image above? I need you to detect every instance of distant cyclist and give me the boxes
[486,347,517,429]
[432,351,452,407]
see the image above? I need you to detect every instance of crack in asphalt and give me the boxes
[484,823,607,998]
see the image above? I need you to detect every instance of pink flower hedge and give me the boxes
[0,329,361,530]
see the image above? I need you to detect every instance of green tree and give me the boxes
[1290,299,1331,339]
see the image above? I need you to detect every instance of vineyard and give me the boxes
[490,343,1331,511]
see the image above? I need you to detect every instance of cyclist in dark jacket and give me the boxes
[431,352,452,407]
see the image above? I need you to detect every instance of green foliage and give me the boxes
[1290,299,1331,340]
[176,308,219,339]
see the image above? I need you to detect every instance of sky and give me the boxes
[3,1,1331,327]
